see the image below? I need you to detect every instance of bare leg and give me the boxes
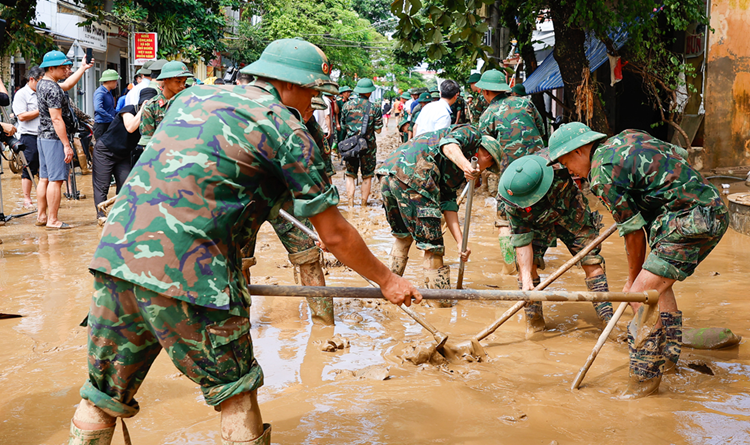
[627,270,677,330]
[72,399,116,430]
[37,178,48,223]
[345,175,356,209]
[389,235,413,276]
[221,391,264,442]
[361,177,372,207]
[22,178,33,207]
[423,251,452,307]
[46,180,64,227]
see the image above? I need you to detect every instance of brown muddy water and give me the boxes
[1,129,749,444]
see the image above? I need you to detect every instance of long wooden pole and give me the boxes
[570,302,628,390]
[474,223,618,342]
[456,157,479,289]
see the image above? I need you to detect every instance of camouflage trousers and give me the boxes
[345,147,377,179]
[241,200,317,260]
[80,272,263,418]
[381,175,445,254]
[643,206,729,281]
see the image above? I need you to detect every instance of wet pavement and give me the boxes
[1,129,749,444]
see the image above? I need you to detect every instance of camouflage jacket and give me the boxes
[377,124,481,212]
[450,95,468,125]
[479,94,544,163]
[138,91,175,146]
[504,170,596,247]
[90,79,338,311]
[409,103,424,131]
[305,115,331,159]
[469,93,487,124]
[590,130,726,238]
[341,96,383,150]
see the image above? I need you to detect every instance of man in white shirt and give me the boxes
[413,80,460,137]
[124,62,154,106]
[12,66,44,208]
[314,94,331,138]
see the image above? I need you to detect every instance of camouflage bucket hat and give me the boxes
[481,135,508,175]
[156,61,192,80]
[242,38,339,95]
[468,72,482,84]
[353,78,376,94]
[497,156,554,208]
[475,69,511,92]
[547,122,607,166]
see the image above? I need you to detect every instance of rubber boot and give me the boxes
[661,311,683,373]
[585,275,614,325]
[291,248,333,325]
[425,266,453,307]
[222,423,272,445]
[624,325,666,398]
[389,255,408,277]
[68,422,115,445]
[520,277,544,337]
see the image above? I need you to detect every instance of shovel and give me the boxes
[456,157,478,289]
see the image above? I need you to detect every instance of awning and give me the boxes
[523,26,630,94]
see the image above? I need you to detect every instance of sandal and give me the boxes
[46,222,72,230]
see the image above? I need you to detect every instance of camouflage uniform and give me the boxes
[306,116,335,177]
[335,96,348,142]
[450,95,468,125]
[468,93,487,124]
[83,79,338,417]
[377,125,482,254]
[409,102,424,134]
[341,95,383,179]
[590,130,729,281]
[137,91,174,146]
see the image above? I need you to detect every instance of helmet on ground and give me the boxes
[156,61,193,80]
[241,38,338,95]
[40,51,72,68]
[353,78,376,94]
[480,135,508,175]
[547,122,607,166]
[99,69,121,82]
[475,69,510,92]
[497,156,554,208]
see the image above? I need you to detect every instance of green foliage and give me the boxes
[0,2,57,64]
[351,0,396,33]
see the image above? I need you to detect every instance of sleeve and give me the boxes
[47,86,64,109]
[0,92,9,106]
[438,125,482,158]
[506,206,534,247]
[119,105,136,116]
[529,100,546,139]
[94,89,104,114]
[590,163,647,236]
[11,91,26,115]
[373,106,383,130]
[139,103,156,137]
[437,112,452,131]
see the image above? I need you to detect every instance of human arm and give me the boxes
[622,229,647,292]
[442,143,478,181]
[1,122,16,136]
[48,107,74,162]
[122,107,144,133]
[515,244,536,290]
[309,206,422,306]
[12,92,39,121]
[60,59,94,91]
[373,106,383,134]
[443,210,470,261]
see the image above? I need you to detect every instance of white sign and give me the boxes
[57,13,107,53]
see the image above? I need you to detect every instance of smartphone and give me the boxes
[85,48,93,64]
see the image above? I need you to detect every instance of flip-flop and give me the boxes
[46,222,72,230]
[35,220,47,227]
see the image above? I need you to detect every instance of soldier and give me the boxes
[66,39,421,445]
[408,92,431,139]
[548,122,728,398]
[136,61,192,161]
[497,154,614,338]
[477,69,546,274]
[378,125,507,307]
[450,92,468,125]
[396,92,412,142]
[467,72,487,124]
[334,85,352,144]
[340,78,383,208]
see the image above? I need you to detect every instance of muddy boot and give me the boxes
[222,423,272,445]
[291,248,333,325]
[389,255,409,277]
[661,311,682,373]
[425,266,453,307]
[68,423,115,445]
[624,325,666,398]
[519,278,544,337]
[585,275,614,325]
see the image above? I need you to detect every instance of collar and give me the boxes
[490,93,507,105]
[249,79,282,102]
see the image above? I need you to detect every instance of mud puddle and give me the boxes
[1,129,749,444]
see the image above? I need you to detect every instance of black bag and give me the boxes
[339,101,371,162]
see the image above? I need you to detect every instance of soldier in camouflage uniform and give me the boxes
[450,93,468,125]
[397,92,412,142]
[340,78,383,208]
[377,125,507,307]
[497,154,614,338]
[334,85,352,144]
[408,92,431,137]
[467,72,488,124]
[549,122,728,398]
[477,69,546,275]
[67,39,422,445]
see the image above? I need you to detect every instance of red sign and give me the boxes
[134,32,158,64]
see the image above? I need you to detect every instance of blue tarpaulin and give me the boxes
[523,27,630,94]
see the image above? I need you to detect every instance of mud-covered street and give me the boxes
[1,129,749,444]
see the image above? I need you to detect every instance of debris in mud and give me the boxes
[323,257,344,268]
[401,341,447,366]
[499,412,527,423]
[320,334,350,352]
[340,312,364,323]
[355,364,391,380]
[686,360,716,376]
[683,327,742,349]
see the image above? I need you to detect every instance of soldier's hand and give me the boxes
[460,248,471,262]
[380,273,422,307]
[461,159,480,181]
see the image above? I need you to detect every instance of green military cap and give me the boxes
[150,59,169,71]
[468,72,482,84]
[156,61,192,80]
[480,135,508,175]
[417,92,431,103]
[242,38,339,95]
[339,86,352,93]
[400,92,411,100]
[429,86,438,93]
[353,78,376,94]
[511,84,527,96]
[137,60,154,76]
[430,91,440,100]
[475,69,511,92]
[547,122,607,166]
[40,50,72,68]
[497,156,554,208]
[99,69,121,82]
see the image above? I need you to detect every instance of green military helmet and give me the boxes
[157,61,193,80]
[99,69,121,82]
[480,135,509,175]
[547,122,607,166]
[40,50,72,68]
[353,78,376,94]
[475,69,511,92]
[400,92,410,100]
[311,95,328,110]
[430,91,440,100]
[511,84,527,96]
[150,59,168,72]
[241,38,338,95]
[339,86,352,94]
[468,72,481,84]
[417,92,431,103]
[497,155,554,208]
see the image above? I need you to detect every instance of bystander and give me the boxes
[413,80,459,137]
[11,66,44,208]
[93,69,120,139]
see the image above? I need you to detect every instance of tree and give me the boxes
[0,2,57,64]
